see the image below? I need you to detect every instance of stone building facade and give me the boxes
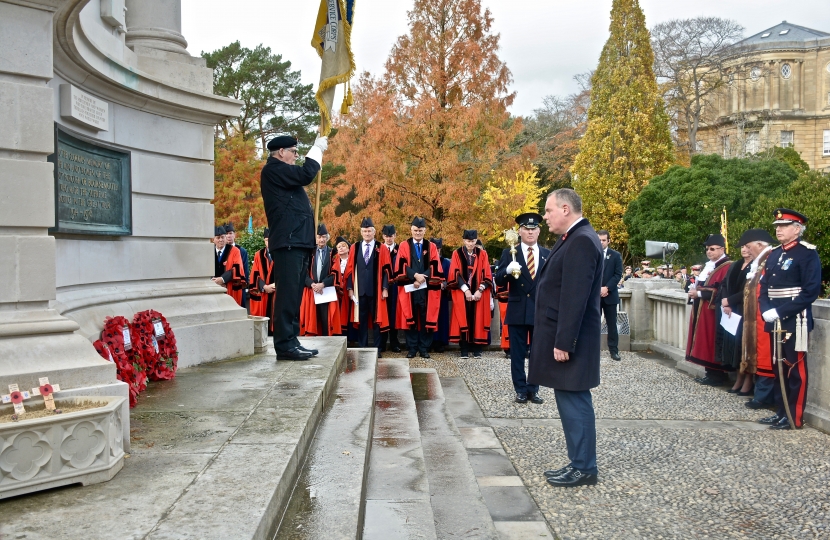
[696,21,830,171]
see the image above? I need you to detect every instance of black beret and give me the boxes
[214,226,226,236]
[266,135,298,151]
[381,224,396,236]
[360,217,375,229]
[704,233,725,247]
[411,217,426,228]
[738,228,775,246]
[515,213,543,229]
[335,236,350,247]
[430,237,443,251]
[462,229,478,240]
[772,208,808,225]
[317,223,329,236]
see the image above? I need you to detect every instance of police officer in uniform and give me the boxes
[260,134,328,361]
[757,208,822,430]
[494,213,550,404]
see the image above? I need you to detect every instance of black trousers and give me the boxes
[270,247,310,353]
[508,324,537,394]
[459,337,482,355]
[405,302,433,353]
[357,295,382,349]
[379,290,401,350]
[601,302,619,353]
[315,303,329,336]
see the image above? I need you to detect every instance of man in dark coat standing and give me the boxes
[260,134,328,361]
[598,230,623,361]
[379,224,402,353]
[528,188,602,488]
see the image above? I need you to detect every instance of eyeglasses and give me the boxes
[282,148,299,155]
[706,247,722,252]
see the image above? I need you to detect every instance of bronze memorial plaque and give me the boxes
[50,127,131,235]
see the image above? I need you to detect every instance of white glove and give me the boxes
[313,136,328,152]
[762,309,779,323]
[505,261,522,277]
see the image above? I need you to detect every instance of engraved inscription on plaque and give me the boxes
[50,128,132,236]
[60,85,109,131]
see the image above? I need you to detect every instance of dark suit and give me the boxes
[600,247,623,354]
[494,244,550,395]
[379,243,401,351]
[348,241,389,349]
[306,246,335,335]
[528,219,602,475]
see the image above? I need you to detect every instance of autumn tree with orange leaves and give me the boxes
[213,134,266,230]
[323,0,522,242]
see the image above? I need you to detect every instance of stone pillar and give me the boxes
[0,1,121,399]
[794,61,803,111]
[125,0,188,55]
[772,61,780,110]
[764,63,771,110]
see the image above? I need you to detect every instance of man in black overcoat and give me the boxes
[598,230,623,361]
[528,188,602,488]
[260,134,328,361]
[494,213,549,404]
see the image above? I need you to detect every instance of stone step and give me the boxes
[362,358,437,540]
[275,348,378,540]
[411,368,499,540]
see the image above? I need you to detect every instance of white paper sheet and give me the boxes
[404,283,425,293]
[720,307,742,336]
[314,286,338,305]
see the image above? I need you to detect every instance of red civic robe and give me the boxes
[331,256,352,335]
[248,248,274,332]
[219,245,246,307]
[299,251,341,336]
[394,239,443,331]
[686,257,731,369]
[448,246,493,345]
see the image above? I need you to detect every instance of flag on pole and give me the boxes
[720,207,728,254]
[311,0,356,136]
[247,213,253,234]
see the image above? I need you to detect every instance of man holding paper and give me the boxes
[346,218,392,351]
[300,223,340,337]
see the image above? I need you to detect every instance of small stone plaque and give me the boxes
[60,84,109,131]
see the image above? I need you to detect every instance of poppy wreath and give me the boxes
[99,315,147,408]
[132,310,178,381]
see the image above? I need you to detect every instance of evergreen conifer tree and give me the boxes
[571,0,674,252]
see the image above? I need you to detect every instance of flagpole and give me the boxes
[314,120,324,232]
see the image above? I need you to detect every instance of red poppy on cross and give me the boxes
[2,384,32,415]
[31,377,61,410]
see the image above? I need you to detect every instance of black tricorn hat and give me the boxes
[411,216,427,228]
[263,228,270,237]
[704,233,725,247]
[738,228,775,246]
[430,237,443,251]
[476,239,483,247]
[360,217,375,229]
[214,225,226,237]
[335,236,350,247]
[224,222,235,232]
[317,223,329,236]
[462,229,478,240]
[266,135,298,151]
[381,224,396,236]
[772,208,808,225]
[515,212,543,229]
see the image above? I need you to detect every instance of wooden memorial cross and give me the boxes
[31,377,61,410]
[2,384,32,416]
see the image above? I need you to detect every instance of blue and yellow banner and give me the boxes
[311,0,356,136]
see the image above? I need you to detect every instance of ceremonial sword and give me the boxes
[773,319,800,429]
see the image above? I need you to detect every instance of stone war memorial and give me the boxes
[3,1,830,539]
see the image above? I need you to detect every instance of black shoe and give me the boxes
[515,392,528,404]
[737,389,754,397]
[695,376,728,387]
[391,346,402,353]
[769,417,791,430]
[277,347,313,361]
[745,399,767,410]
[377,351,383,358]
[298,346,319,356]
[528,392,544,404]
[544,465,573,478]
[610,352,621,361]
[546,469,597,487]
[504,350,510,357]
[419,351,431,359]
[459,352,469,359]
[406,351,417,359]
[758,414,782,425]
[433,345,446,353]
[727,388,740,394]
[473,352,482,359]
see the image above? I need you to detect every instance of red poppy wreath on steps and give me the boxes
[96,315,147,408]
[132,310,178,381]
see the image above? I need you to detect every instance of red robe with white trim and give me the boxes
[448,247,493,344]
[394,239,443,331]
[686,257,731,369]
[248,248,274,331]
[299,249,341,336]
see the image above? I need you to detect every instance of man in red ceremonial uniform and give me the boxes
[332,236,352,337]
[685,233,732,385]
[395,217,443,359]
[346,218,392,353]
[212,225,246,306]
[378,224,403,353]
[448,230,493,359]
[249,228,275,334]
[300,223,340,336]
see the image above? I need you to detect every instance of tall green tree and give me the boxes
[571,0,674,254]
[203,42,319,151]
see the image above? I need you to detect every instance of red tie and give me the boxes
[527,247,536,279]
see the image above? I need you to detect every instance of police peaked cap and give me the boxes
[772,208,808,225]
[411,217,427,228]
[430,237,443,251]
[317,223,329,236]
[462,229,478,240]
[360,217,375,228]
[703,234,725,247]
[335,236,350,247]
[738,228,775,246]
[266,135,298,151]
[381,224,396,236]
[515,213,543,229]
[214,226,226,236]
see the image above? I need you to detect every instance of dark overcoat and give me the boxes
[493,245,550,326]
[527,219,603,391]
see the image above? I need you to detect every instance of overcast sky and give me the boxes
[182,0,830,118]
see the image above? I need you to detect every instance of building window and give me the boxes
[750,67,761,81]
[781,63,791,79]
[824,130,830,156]
[746,131,760,154]
[780,131,794,148]
[722,136,731,158]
